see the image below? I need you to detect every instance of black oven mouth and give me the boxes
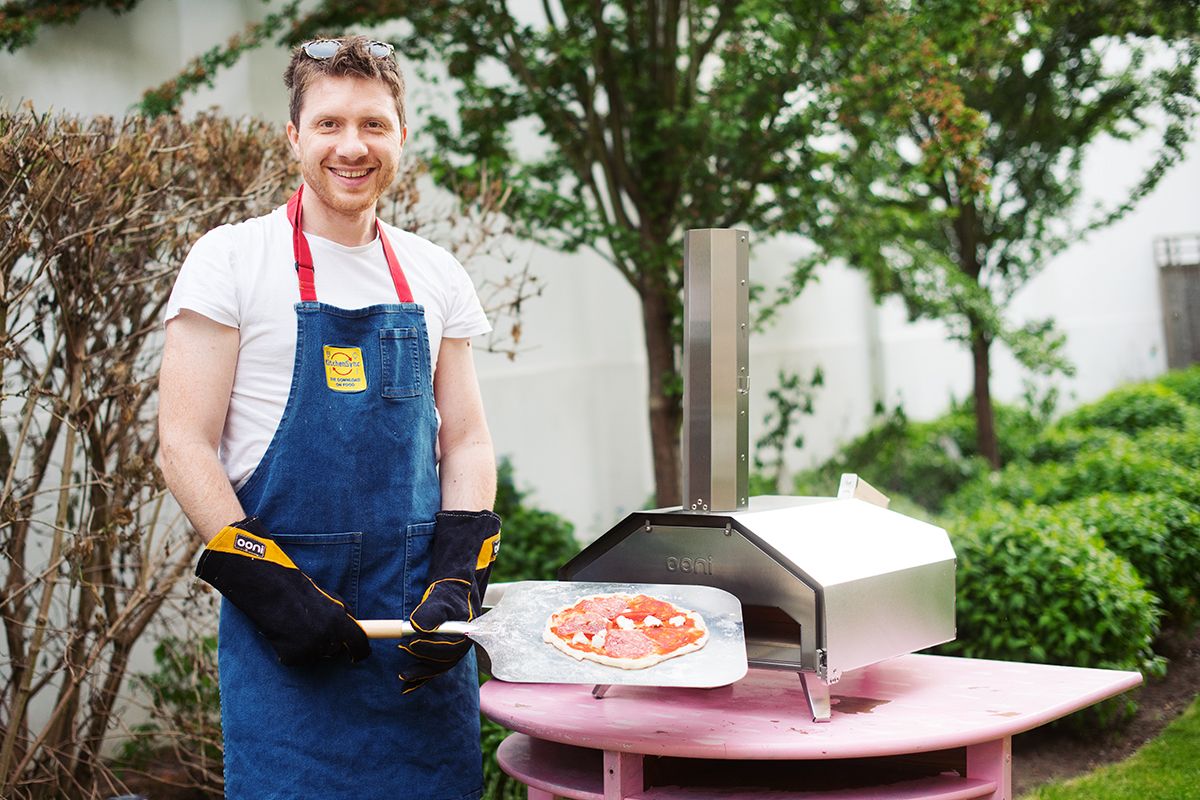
[742,604,803,649]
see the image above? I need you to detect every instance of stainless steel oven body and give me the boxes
[561,494,956,681]
[560,230,957,720]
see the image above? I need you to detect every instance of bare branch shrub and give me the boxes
[379,162,541,359]
[0,106,523,799]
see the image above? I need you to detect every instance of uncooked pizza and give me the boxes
[543,593,708,669]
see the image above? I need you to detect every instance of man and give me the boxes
[158,36,499,799]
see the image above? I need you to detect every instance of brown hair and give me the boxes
[283,35,406,129]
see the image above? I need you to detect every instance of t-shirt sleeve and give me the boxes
[164,226,240,328]
[441,252,493,339]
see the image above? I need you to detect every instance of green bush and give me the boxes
[1050,493,1200,626]
[490,458,579,583]
[938,504,1162,678]
[944,438,1200,515]
[1156,364,1200,407]
[1057,383,1197,434]
[1133,426,1200,472]
[792,401,1041,511]
[750,470,786,496]
[1026,426,1131,465]
[481,715,525,800]
[115,635,223,796]
[1026,422,1200,471]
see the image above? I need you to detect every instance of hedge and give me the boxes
[944,438,1200,515]
[792,401,1041,510]
[1156,364,1200,407]
[1057,383,1199,434]
[1026,426,1132,465]
[1133,427,1200,472]
[938,504,1162,677]
[1050,493,1200,626]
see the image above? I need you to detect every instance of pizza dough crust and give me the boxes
[543,593,709,670]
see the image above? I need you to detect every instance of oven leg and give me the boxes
[799,672,832,722]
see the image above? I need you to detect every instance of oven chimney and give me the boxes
[681,229,750,512]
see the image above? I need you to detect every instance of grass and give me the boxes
[1019,695,1200,799]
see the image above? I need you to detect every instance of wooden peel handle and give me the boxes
[357,620,473,639]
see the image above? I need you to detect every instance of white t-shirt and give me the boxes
[165,205,491,488]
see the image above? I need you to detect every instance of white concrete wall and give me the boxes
[1,0,1195,544]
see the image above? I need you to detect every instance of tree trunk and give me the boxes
[640,284,682,507]
[971,330,1000,468]
[956,200,999,469]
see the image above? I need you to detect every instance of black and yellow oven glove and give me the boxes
[398,510,501,693]
[196,517,370,666]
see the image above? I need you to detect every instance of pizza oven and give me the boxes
[559,229,956,721]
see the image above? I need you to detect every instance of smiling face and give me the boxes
[286,74,407,234]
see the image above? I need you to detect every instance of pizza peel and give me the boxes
[358,580,747,688]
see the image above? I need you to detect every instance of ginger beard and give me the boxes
[287,74,406,228]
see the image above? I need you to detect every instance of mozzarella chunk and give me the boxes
[668,615,686,627]
[644,615,663,627]
[571,632,590,645]
[615,615,635,630]
[591,630,607,648]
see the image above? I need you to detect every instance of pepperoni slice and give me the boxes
[602,629,656,659]
[579,596,629,619]
[623,595,679,623]
[553,611,609,636]
[642,624,702,653]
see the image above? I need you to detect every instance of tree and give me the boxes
[249,0,913,507]
[42,0,986,505]
[827,0,1200,466]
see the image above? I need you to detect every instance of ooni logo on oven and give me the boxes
[665,555,713,575]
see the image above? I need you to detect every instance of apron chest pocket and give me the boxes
[379,327,424,399]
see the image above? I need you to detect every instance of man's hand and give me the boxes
[197,517,371,665]
[398,510,500,692]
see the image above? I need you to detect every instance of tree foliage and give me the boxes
[829,0,1200,465]
[0,0,140,53]
[11,1,1005,503]
[138,1,303,117]
[11,0,1198,502]
[268,0,948,506]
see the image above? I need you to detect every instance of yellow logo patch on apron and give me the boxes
[323,346,367,392]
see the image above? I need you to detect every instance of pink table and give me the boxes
[480,654,1141,800]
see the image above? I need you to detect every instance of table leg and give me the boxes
[603,749,644,800]
[966,736,1013,800]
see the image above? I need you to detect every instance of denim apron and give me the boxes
[217,185,482,800]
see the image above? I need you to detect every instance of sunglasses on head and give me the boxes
[301,39,394,60]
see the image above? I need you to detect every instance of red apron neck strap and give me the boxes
[287,186,318,302]
[376,219,414,303]
[286,184,415,304]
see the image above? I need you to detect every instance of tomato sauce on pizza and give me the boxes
[543,593,708,669]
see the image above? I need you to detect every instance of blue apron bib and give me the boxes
[217,185,482,800]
